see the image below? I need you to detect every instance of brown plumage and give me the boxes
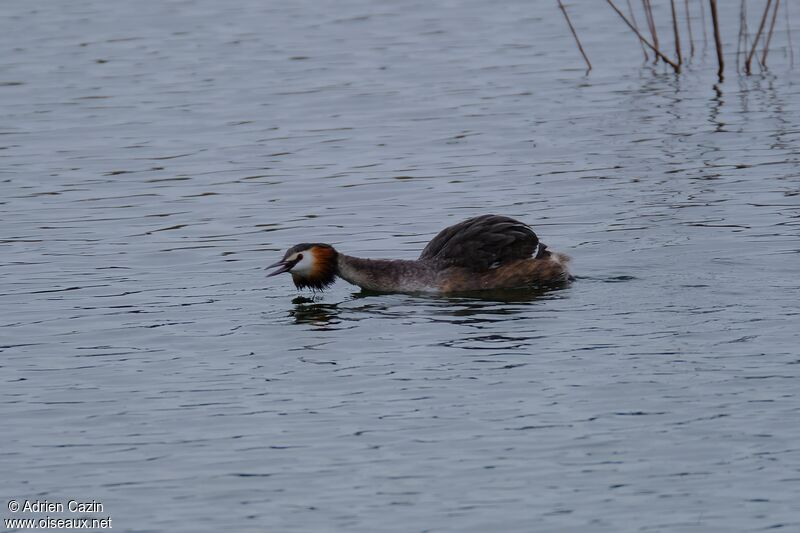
[419,214,539,270]
[267,215,571,294]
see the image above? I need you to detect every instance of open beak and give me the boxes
[266,259,292,277]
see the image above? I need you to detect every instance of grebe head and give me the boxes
[267,243,338,290]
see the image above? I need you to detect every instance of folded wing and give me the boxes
[419,214,539,271]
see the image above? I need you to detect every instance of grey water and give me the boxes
[2,0,799,531]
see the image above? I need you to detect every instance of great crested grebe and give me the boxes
[267,214,571,293]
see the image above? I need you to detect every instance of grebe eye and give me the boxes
[297,254,303,260]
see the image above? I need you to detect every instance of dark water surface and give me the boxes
[2,1,799,531]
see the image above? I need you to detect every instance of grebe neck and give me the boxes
[336,254,437,292]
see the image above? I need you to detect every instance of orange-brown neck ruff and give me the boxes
[292,245,338,290]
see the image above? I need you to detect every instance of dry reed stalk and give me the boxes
[684,0,695,57]
[557,0,592,71]
[671,0,683,65]
[745,0,773,74]
[737,0,747,72]
[699,0,708,49]
[709,0,724,80]
[761,0,781,68]
[642,0,660,63]
[626,0,650,60]
[786,0,795,66]
[607,0,681,70]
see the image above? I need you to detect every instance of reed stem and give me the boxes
[671,0,683,65]
[607,0,681,71]
[642,0,660,63]
[699,0,708,50]
[626,0,649,60]
[786,0,795,67]
[684,0,695,57]
[557,0,592,71]
[761,0,781,68]
[709,0,724,80]
[736,0,746,73]
[745,0,773,74]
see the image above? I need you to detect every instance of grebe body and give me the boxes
[268,215,570,294]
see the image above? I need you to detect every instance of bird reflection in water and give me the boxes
[289,295,342,327]
[288,284,568,327]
